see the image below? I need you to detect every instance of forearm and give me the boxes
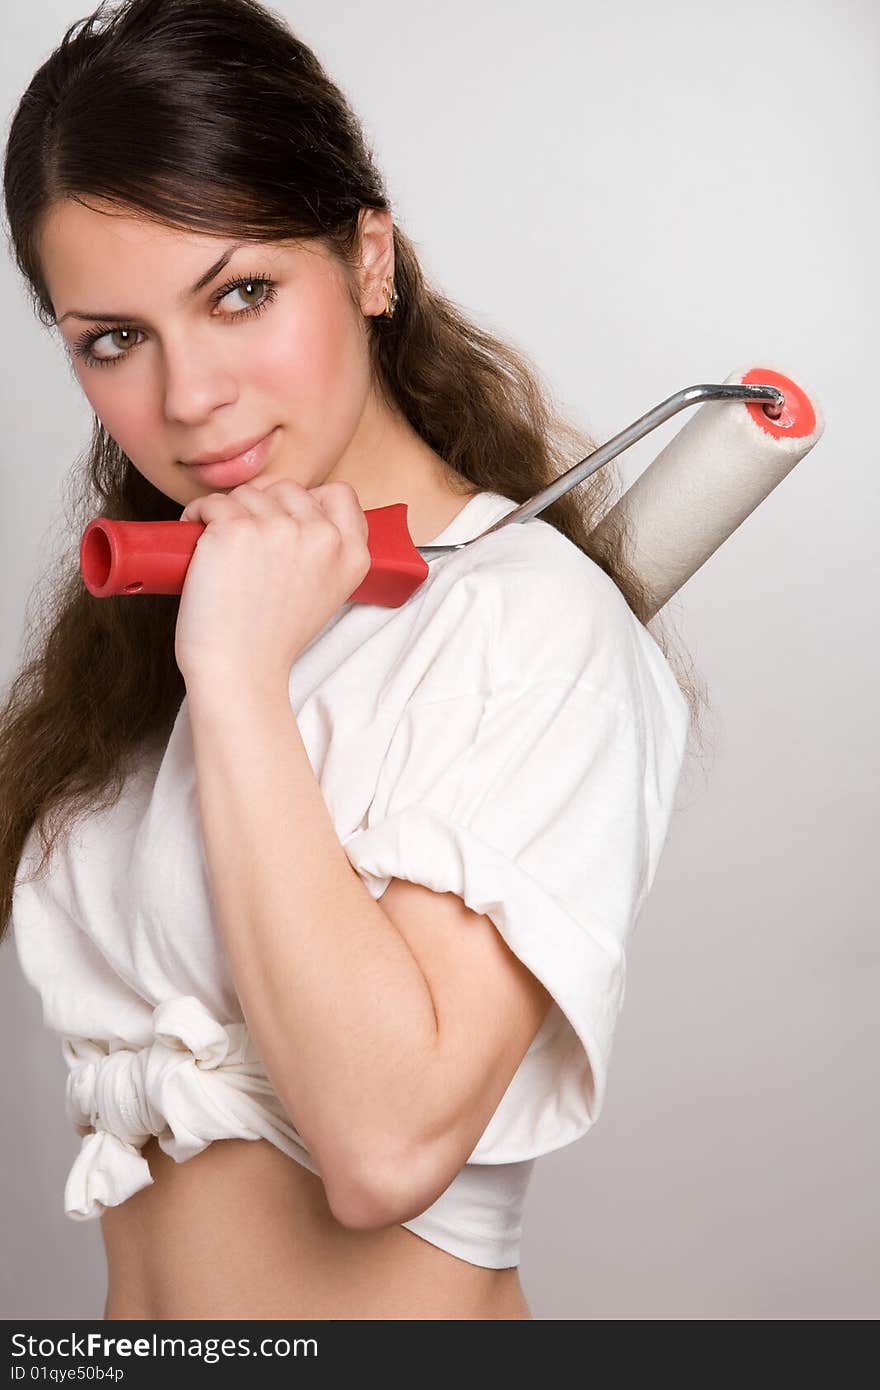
[184,673,440,1218]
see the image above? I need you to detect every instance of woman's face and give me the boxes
[37,198,392,506]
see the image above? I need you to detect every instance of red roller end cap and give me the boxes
[742,366,816,440]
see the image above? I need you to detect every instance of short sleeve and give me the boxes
[342,672,687,1165]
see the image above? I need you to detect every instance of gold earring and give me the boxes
[382,277,398,318]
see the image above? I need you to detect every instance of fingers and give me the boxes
[305,480,369,540]
[242,478,367,543]
[180,480,295,524]
[180,478,366,537]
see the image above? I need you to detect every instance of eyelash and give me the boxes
[70,273,279,369]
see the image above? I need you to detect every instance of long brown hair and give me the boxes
[0,0,709,944]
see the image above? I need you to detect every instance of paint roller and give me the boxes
[78,364,824,613]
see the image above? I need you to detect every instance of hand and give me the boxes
[174,478,371,688]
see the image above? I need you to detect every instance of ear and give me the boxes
[357,207,395,316]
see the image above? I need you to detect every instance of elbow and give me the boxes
[325,1168,390,1233]
[326,1138,440,1233]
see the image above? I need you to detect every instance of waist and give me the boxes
[102,1134,531,1320]
[64,995,535,1272]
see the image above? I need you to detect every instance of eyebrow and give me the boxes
[55,242,246,325]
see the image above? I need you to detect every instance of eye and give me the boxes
[71,324,143,368]
[70,273,279,368]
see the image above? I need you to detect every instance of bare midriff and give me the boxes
[99,1135,531,1321]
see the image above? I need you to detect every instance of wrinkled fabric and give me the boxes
[62,994,315,1220]
[12,490,689,1269]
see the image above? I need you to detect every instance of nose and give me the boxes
[160,329,239,425]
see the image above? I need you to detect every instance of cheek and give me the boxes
[76,369,154,450]
[262,280,371,453]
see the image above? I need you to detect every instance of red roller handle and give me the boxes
[79,503,429,608]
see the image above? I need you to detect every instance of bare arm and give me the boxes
[185,676,441,1226]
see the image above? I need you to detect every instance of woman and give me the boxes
[1,0,702,1320]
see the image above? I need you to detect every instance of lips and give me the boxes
[182,430,274,466]
[180,427,279,489]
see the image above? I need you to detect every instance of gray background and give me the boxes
[2,0,876,1320]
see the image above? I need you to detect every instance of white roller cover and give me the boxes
[589,364,825,619]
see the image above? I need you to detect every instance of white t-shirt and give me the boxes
[12,489,689,1269]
